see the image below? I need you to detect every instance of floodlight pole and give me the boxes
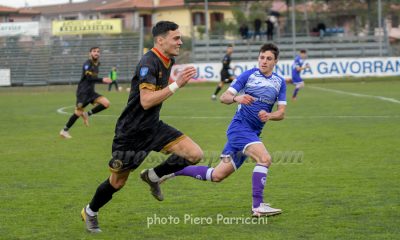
[378,0,382,56]
[291,0,296,56]
[205,0,210,61]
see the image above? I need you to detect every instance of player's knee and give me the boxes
[74,109,83,116]
[110,176,128,190]
[211,173,226,183]
[186,148,203,164]
[102,100,110,108]
[258,154,272,167]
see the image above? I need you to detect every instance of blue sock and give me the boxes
[293,88,300,98]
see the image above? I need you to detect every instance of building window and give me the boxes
[192,12,205,26]
[392,14,399,28]
[140,14,152,28]
[210,12,224,30]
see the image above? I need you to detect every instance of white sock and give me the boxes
[148,168,160,182]
[86,204,98,216]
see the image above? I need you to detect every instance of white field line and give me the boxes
[56,105,399,119]
[309,86,400,104]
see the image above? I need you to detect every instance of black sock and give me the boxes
[89,178,119,212]
[88,104,107,116]
[214,86,222,96]
[153,154,194,177]
[64,114,79,131]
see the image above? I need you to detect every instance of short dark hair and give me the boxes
[300,49,307,54]
[89,46,100,52]
[227,44,233,48]
[259,43,279,59]
[152,21,179,38]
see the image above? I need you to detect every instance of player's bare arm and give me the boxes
[258,104,286,122]
[220,89,254,105]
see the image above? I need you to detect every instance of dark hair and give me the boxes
[152,21,179,38]
[89,46,100,52]
[259,43,279,59]
[300,49,307,53]
[227,44,233,48]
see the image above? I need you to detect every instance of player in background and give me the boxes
[108,66,120,91]
[162,43,286,217]
[81,21,203,233]
[59,47,112,139]
[288,49,310,101]
[211,44,235,100]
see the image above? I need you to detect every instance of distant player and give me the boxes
[162,43,286,217]
[59,47,112,139]
[211,44,234,100]
[108,66,120,91]
[288,49,310,101]
[80,21,203,233]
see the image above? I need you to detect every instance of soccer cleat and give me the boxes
[82,112,89,126]
[211,94,217,101]
[140,169,164,201]
[59,129,72,139]
[81,207,102,233]
[159,173,175,184]
[252,203,282,217]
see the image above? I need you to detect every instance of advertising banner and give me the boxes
[171,57,400,82]
[52,19,122,35]
[0,22,39,37]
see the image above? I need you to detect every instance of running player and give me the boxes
[289,49,309,101]
[81,21,203,233]
[59,47,112,139]
[162,43,286,217]
[211,44,234,100]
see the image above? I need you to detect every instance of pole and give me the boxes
[205,0,209,61]
[138,17,144,60]
[291,0,296,56]
[378,0,382,56]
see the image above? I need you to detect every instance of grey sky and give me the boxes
[0,0,86,8]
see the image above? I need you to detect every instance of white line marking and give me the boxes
[309,86,400,104]
[56,106,399,119]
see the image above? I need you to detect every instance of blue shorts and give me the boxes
[221,126,262,170]
[292,75,303,84]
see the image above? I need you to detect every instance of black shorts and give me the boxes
[109,121,185,172]
[76,92,102,109]
[220,70,233,83]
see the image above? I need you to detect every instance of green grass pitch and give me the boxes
[0,78,399,239]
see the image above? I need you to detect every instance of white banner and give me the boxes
[171,57,400,82]
[0,69,11,86]
[0,22,39,37]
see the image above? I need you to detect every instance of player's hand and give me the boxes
[258,110,270,122]
[102,77,112,84]
[234,94,255,105]
[176,66,197,88]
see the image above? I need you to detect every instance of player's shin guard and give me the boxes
[89,178,119,212]
[64,113,80,131]
[292,88,300,98]
[88,104,107,116]
[174,166,214,181]
[252,165,268,208]
[153,154,194,178]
